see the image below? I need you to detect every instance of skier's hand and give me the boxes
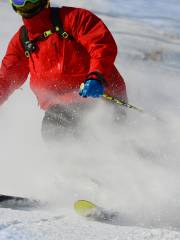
[79,79,104,98]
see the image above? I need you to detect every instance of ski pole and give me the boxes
[102,94,143,113]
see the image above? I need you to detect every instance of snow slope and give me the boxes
[0,0,180,239]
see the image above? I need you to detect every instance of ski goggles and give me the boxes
[10,0,40,8]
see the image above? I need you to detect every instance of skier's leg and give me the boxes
[113,92,128,123]
[103,91,128,123]
[41,103,88,141]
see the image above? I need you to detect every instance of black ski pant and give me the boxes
[41,103,89,141]
[41,99,127,142]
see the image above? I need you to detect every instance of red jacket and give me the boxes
[0,6,127,109]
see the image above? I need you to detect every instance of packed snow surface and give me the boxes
[0,0,180,239]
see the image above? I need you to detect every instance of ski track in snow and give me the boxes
[1,0,180,239]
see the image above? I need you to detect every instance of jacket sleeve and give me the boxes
[0,29,29,105]
[71,8,118,81]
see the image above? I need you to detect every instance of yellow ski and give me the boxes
[74,200,97,217]
[74,199,119,223]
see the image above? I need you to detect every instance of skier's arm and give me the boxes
[72,8,118,81]
[0,30,29,105]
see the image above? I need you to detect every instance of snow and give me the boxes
[0,0,180,239]
[1,208,180,240]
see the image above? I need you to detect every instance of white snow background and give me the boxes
[0,0,180,239]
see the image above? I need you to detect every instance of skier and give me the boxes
[0,0,127,140]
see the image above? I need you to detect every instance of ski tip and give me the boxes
[74,200,97,217]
